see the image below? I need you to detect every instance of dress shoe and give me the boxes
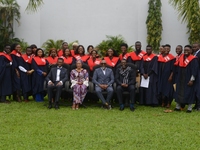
[104,103,109,109]
[130,107,135,112]
[119,105,124,111]
[174,108,181,111]
[55,105,59,110]
[186,110,192,113]
[48,104,52,109]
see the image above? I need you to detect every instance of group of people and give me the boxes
[0,41,200,112]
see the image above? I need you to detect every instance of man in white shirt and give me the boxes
[46,58,68,109]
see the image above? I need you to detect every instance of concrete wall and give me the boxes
[14,0,189,54]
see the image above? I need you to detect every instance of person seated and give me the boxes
[46,48,58,66]
[70,60,89,110]
[60,49,76,65]
[92,60,114,109]
[116,59,136,111]
[46,58,68,109]
[104,48,120,73]
[74,45,90,63]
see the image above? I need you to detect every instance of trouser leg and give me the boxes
[116,86,123,105]
[106,87,114,104]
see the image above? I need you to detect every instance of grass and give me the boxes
[0,99,200,150]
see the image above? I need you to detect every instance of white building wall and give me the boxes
[14,0,188,54]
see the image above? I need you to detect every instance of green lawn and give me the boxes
[0,100,199,150]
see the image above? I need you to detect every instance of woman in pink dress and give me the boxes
[70,60,89,110]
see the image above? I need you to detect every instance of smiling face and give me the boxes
[101,60,106,69]
[135,42,141,51]
[15,44,21,53]
[121,46,127,54]
[121,59,127,69]
[64,49,70,56]
[184,47,190,56]
[146,46,152,55]
[164,46,170,54]
[159,46,164,54]
[107,49,113,57]
[4,46,11,54]
[37,50,43,57]
[76,60,82,69]
[26,48,32,56]
[62,43,68,50]
[88,46,94,54]
[192,44,199,53]
[78,46,84,54]
[91,50,97,58]
[50,49,57,57]
[175,46,182,55]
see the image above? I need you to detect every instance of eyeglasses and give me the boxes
[101,63,106,65]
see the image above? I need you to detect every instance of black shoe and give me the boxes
[48,104,52,109]
[55,105,59,110]
[174,108,181,111]
[193,105,197,110]
[130,107,135,112]
[119,104,124,111]
[186,110,192,113]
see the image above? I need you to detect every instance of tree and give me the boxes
[26,0,43,12]
[0,0,20,50]
[146,0,162,53]
[169,0,200,44]
[42,39,64,54]
[96,35,133,57]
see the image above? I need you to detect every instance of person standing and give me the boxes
[19,47,34,102]
[140,45,158,106]
[174,45,198,113]
[157,44,175,108]
[119,43,131,62]
[74,45,90,63]
[32,48,48,102]
[92,60,114,109]
[0,45,12,103]
[115,59,136,111]
[10,43,22,102]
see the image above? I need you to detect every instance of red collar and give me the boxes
[119,53,130,60]
[22,54,32,64]
[74,55,89,62]
[87,58,101,70]
[60,56,73,65]
[0,52,12,62]
[174,54,183,66]
[179,54,196,67]
[129,50,146,61]
[11,50,21,57]
[143,53,156,61]
[104,56,119,67]
[33,56,46,66]
[46,56,58,65]
[158,54,175,62]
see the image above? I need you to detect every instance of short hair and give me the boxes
[184,45,192,49]
[87,45,94,52]
[72,42,79,46]
[62,42,68,45]
[135,41,141,44]
[146,45,152,48]
[121,58,127,62]
[120,43,128,49]
[75,45,85,55]
[63,49,72,57]
[176,45,183,49]
[164,44,171,48]
[91,50,98,54]
[30,44,37,49]
[4,44,10,48]
[105,48,119,57]
[35,48,45,57]
[58,57,64,62]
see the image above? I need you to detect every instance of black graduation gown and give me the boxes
[19,56,32,95]
[0,55,12,96]
[194,52,200,99]
[140,56,158,105]
[10,52,21,92]
[157,59,175,99]
[31,59,48,95]
[175,58,198,104]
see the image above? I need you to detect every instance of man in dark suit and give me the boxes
[46,58,68,109]
[92,60,114,109]
[115,59,136,111]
